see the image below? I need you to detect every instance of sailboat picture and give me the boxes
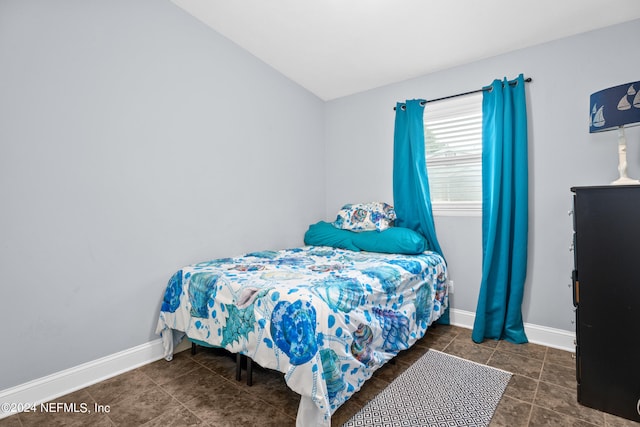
[591,104,605,128]
[617,84,637,111]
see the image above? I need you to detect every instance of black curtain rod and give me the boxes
[394,77,532,110]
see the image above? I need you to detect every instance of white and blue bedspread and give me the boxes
[156,246,448,426]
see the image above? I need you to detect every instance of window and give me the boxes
[423,92,482,216]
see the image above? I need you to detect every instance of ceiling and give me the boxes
[171,0,640,101]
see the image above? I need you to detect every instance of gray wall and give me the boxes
[0,1,325,390]
[325,19,640,331]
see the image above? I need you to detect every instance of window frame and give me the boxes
[423,92,483,217]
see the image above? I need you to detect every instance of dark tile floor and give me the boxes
[1,325,638,426]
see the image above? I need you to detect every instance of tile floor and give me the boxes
[1,325,638,426]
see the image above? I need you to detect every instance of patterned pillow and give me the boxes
[332,202,397,232]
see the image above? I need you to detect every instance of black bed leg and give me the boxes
[191,342,197,355]
[235,353,242,381]
[246,356,253,386]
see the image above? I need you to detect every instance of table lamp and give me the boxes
[589,81,640,185]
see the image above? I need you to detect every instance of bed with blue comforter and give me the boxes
[156,245,448,426]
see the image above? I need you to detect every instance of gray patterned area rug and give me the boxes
[342,349,511,427]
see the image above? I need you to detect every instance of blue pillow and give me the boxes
[353,226,429,254]
[304,221,360,251]
[304,221,429,255]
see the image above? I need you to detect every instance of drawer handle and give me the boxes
[637,397,639,415]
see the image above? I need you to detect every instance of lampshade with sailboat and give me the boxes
[589,81,640,185]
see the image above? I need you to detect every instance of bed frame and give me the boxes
[189,339,254,386]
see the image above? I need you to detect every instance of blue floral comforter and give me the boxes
[156,246,448,426]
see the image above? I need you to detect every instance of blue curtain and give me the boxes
[472,74,529,344]
[393,99,448,323]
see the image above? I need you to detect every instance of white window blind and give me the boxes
[424,92,482,216]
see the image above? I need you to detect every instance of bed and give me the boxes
[155,216,448,427]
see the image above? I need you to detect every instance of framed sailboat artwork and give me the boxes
[589,81,640,185]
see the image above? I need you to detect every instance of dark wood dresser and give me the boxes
[571,185,640,422]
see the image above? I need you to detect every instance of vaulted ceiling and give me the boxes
[172,0,640,100]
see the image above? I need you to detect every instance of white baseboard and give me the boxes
[0,338,190,420]
[449,308,576,352]
[0,313,574,420]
